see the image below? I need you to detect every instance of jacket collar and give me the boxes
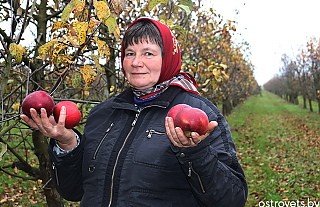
[112,86,183,110]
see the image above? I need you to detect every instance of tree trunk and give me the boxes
[31,1,64,205]
[32,130,64,207]
[222,99,232,116]
[32,0,47,87]
[294,95,299,105]
[309,99,313,112]
[106,47,117,93]
[303,95,307,109]
[232,98,238,108]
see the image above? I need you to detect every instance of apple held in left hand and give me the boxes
[174,107,209,137]
[166,104,218,148]
[166,104,192,122]
[167,104,209,137]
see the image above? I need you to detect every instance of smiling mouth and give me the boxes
[132,73,146,75]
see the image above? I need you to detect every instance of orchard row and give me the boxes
[264,38,320,113]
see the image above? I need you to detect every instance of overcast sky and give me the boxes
[206,0,320,85]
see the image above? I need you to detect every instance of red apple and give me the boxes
[167,104,192,122]
[174,107,209,137]
[22,91,55,118]
[53,101,81,129]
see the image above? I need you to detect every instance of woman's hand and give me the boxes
[165,117,218,148]
[20,106,77,151]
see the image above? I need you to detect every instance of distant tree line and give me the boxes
[264,37,320,113]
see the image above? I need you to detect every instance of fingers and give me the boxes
[20,113,39,129]
[165,117,180,145]
[207,121,218,133]
[40,108,54,132]
[20,107,73,143]
[21,108,57,136]
[20,108,49,133]
[29,108,50,134]
[48,116,58,126]
[190,132,201,145]
[56,106,66,128]
[190,121,218,143]
[165,117,197,148]
[165,118,219,148]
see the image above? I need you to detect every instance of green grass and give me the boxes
[227,90,320,206]
[0,128,46,206]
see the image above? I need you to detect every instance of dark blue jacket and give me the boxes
[48,86,248,207]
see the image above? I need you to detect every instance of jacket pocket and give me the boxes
[92,122,114,160]
[133,127,178,170]
[51,162,59,186]
[188,161,206,193]
[82,122,115,196]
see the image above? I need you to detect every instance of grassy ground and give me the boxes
[227,90,320,206]
[0,126,82,206]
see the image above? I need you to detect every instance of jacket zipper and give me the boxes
[52,162,59,186]
[188,161,205,193]
[107,104,166,206]
[145,129,166,139]
[93,123,114,160]
[108,113,139,207]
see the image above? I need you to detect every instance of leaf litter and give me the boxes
[228,92,320,206]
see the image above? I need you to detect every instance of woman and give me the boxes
[21,18,248,206]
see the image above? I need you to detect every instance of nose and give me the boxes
[132,55,143,67]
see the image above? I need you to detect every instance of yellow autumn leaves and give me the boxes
[60,0,119,41]
[79,65,96,88]
[148,0,168,11]
[9,43,27,64]
[201,63,229,91]
[37,0,119,89]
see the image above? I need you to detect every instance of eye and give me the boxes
[125,52,134,57]
[145,52,153,56]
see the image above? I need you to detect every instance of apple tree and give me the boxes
[0,0,198,205]
[264,37,320,114]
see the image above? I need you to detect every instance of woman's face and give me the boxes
[123,40,162,90]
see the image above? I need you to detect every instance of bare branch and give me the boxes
[46,10,62,21]
[0,166,38,180]
[16,0,30,44]
[0,118,19,137]
[0,124,41,179]
[0,30,10,53]
[53,98,100,104]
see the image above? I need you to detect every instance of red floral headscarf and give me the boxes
[121,18,199,98]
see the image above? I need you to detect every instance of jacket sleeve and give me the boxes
[172,106,248,207]
[48,129,85,201]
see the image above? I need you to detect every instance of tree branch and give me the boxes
[0,166,38,180]
[46,10,62,21]
[0,123,41,179]
[16,0,30,44]
[53,98,100,104]
[0,29,10,53]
